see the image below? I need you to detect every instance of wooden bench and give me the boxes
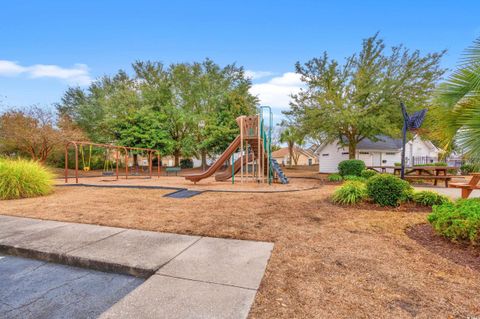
[404,175,453,188]
[165,167,181,176]
[450,173,480,198]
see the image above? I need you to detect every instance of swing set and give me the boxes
[65,141,162,184]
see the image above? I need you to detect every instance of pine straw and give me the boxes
[1,184,479,318]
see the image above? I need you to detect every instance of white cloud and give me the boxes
[0,60,92,86]
[244,70,274,80]
[250,72,303,111]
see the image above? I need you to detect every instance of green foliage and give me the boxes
[327,173,343,182]
[360,170,377,179]
[394,162,401,166]
[56,59,258,166]
[0,158,53,200]
[427,37,480,158]
[343,175,367,183]
[338,160,366,177]
[283,33,445,157]
[427,198,480,244]
[366,174,412,207]
[414,162,447,166]
[460,163,479,175]
[413,191,451,206]
[180,158,194,169]
[332,181,368,205]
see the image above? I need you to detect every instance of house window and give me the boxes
[308,158,313,166]
[341,152,349,155]
[322,153,329,157]
[359,152,370,155]
[385,152,396,155]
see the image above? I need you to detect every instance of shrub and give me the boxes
[343,175,367,183]
[427,198,480,244]
[360,170,377,179]
[327,173,343,182]
[338,159,366,177]
[413,191,451,206]
[0,158,54,200]
[394,162,401,166]
[460,163,479,175]
[180,158,194,169]
[332,181,367,205]
[366,174,412,207]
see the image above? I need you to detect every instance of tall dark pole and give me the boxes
[400,103,408,180]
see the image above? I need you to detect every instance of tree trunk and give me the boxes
[288,142,294,167]
[174,149,181,167]
[348,143,356,159]
[201,150,207,171]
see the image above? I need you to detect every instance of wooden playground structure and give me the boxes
[184,106,288,184]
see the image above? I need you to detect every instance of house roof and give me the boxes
[356,136,403,150]
[272,147,316,158]
[316,134,439,153]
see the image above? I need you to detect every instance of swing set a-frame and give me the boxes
[64,141,162,184]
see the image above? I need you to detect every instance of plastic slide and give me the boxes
[214,153,255,181]
[184,136,241,183]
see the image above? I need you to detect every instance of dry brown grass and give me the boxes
[1,175,479,318]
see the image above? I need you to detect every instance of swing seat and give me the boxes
[102,171,114,176]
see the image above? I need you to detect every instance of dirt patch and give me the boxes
[1,182,480,318]
[406,223,480,272]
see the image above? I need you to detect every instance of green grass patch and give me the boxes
[332,181,367,205]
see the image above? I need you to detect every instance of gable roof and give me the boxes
[272,146,316,158]
[356,136,403,150]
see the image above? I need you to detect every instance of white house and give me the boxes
[315,135,440,173]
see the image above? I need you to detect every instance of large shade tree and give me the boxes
[284,33,445,158]
[57,59,258,166]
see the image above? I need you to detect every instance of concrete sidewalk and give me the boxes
[0,215,274,319]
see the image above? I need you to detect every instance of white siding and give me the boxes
[318,142,349,173]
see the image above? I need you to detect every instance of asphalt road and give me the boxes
[0,254,143,319]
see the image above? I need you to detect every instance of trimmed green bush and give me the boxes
[327,173,343,182]
[338,159,366,177]
[360,170,377,179]
[0,158,54,200]
[343,175,367,183]
[180,158,194,169]
[332,181,367,205]
[366,174,412,207]
[427,198,480,244]
[413,191,451,206]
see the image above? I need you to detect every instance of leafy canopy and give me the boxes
[284,33,445,158]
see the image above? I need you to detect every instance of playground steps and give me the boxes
[270,158,288,184]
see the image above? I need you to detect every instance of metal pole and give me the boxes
[115,149,119,180]
[400,102,408,180]
[65,144,69,183]
[74,144,79,184]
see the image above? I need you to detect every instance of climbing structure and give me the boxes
[185,106,288,184]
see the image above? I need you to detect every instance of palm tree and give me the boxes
[279,126,304,167]
[429,37,480,160]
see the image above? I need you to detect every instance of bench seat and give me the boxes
[165,167,181,176]
[404,175,453,187]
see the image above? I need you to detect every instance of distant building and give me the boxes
[315,135,440,173]
[272,147,318,166]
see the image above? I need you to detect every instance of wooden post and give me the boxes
[74,144,79,184]
[157,153,161,178]
[115,149,119,180]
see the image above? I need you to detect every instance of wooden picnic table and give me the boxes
[393,166,451,177]
[366,166,396,173]
[450,173,480,198]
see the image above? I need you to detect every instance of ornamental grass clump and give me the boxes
[327,173,343,182]
[366,174,412,207]
[0,158,54,200]
[332,181,367,205]
[427,198,480,244]
[413,191,451,206]
[360,169,377,179]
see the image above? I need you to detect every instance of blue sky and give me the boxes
[1,0,479,118]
